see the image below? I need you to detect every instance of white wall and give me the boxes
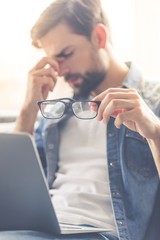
[134,0,160,78]
[102,0,160,79]
[102,0,135,62]
[0,0,160,111]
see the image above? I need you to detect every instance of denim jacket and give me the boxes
[34,62,160,240]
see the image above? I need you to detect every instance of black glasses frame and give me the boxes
[37,98,101,120]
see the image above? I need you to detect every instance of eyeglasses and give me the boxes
[37,98,101,120]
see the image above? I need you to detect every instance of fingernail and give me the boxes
[103,117,110,124]
[103,119,107,124]
[97,116,101,121]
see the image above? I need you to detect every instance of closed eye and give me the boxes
[63,51,73,58]
[56,51,74,60]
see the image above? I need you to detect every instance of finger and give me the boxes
[89,102,98,112]
[26,75,56,107]
[32,67,58,82]
[102,99,136,124]
[97,91,138,121]
[111,108,126,118]
[42,83,55,100]
[33,57,59,72]
[31,75,56,93]
[114,109,136,129]
[93,88,137,101]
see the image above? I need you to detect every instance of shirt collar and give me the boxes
[122,61,144,94]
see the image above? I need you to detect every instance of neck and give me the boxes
[91,45,129,96]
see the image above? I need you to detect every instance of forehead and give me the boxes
[39,23,90,57]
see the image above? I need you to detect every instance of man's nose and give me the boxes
[58,68,70,77]
[58,63,70,77]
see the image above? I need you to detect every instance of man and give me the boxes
[2,0,160,239]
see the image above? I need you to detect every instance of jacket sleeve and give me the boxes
[141,79,160,117]
[34,118,47,175]
[144,182,160,239]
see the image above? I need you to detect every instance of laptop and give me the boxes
[0,132,110,235]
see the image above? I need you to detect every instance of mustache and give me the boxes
[65,73,84,82]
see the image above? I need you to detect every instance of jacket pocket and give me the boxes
[124,128,157,177]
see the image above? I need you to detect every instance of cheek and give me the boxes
[68,53,90,73]
[68,46,98,74]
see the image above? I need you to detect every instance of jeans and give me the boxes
[0,231,118,240]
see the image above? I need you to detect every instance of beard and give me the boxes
[65,70,106,97]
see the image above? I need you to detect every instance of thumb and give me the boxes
[93,91,107,101]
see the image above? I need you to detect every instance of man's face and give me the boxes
[40,23,107,97]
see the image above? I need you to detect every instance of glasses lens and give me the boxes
[40,101,65,119]
[72,101,98,119]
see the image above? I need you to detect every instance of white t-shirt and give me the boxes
[51,116,118,237]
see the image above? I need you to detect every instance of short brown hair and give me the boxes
[31,0,111,48]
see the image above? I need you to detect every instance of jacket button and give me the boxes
[113,192,120,196]
[48,144,54,149]
[110,162,116,167]
[118,221,123,226]
[41,132,45,138]
[109,132,115,137]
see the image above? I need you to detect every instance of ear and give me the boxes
[92,24,108,49]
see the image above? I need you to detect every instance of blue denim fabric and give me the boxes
[0,231,118,240]
[34,62,160,240]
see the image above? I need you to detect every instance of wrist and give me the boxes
[14,104,39,135]
[147,125,160,177]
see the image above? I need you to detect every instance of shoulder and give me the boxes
[141,76,160,100]
[123,62,160,116]
[141,77,160,116]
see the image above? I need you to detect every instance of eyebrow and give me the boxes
[55,46,73,58]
